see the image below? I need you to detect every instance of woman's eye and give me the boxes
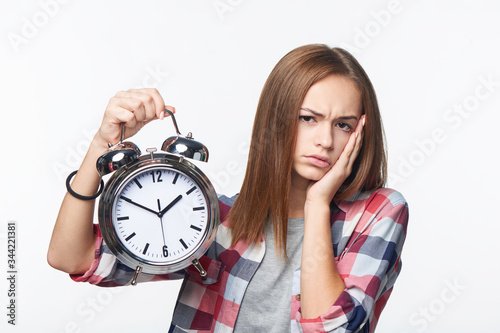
[299,116,315,123]
[337,122,352,131]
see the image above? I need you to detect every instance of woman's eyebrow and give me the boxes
[337,115,359,121]
[300,107,324,117]
[300,107,359,121]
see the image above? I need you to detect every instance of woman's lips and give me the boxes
[305,155,331,168]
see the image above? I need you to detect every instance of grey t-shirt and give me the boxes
[234,217,304,332]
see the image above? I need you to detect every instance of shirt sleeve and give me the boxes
[69,197,234,287]
[296,189,409,333]
[70,224,185,287]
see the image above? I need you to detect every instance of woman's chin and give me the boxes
[292,168,327,184]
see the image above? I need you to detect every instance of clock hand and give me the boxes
[120,196,159,216]
[157,199,167,246]
[158,194,183,218]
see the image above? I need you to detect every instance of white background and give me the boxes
[1,0,499,332]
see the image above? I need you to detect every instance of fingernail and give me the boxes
[362,115,366,126]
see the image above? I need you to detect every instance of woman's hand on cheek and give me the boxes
[94,88,175,149]
[306,115,365,206]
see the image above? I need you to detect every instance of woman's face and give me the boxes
[291,75,363,188]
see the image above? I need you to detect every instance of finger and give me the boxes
[117,90,155,122]
[106,104,137,128]
[346,115,366,169]
[98,105,137,144]
[341,131,358,165]
[335,115,365,168]
[147,88,167,119]
[108,96,146,124]
[129,88,166,120]
[161,105,176,120]
[161,104,176,120]
[355,115,365,150]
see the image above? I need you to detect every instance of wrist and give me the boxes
[88,135,111,158]
[304,200,330,218]
[74,136,109,179]
[305,182,341,211]
[305,195,331,209]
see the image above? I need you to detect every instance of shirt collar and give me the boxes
[332,189,363,213]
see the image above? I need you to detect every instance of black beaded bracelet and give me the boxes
[66,170,104,200]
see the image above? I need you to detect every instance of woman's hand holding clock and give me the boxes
[48,88,175,274]
[93,88,175,152]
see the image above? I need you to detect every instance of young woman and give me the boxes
[48,44,409,332]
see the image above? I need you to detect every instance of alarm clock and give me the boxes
[96,110,219,285]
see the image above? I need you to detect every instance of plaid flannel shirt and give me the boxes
[72,187,408,333]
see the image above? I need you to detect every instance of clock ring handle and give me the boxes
[161,109,210,162]
[164,109,182,136]
[119,122,125,145]
[104,123,126,150]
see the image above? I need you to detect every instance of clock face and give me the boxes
[112,166,208,264]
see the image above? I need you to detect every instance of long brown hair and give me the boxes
[227,44,387,255]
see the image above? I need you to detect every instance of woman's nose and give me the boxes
[314,124,334,149]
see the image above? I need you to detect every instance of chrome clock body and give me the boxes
[98,153,219,276]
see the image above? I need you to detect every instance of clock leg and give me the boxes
[131,266,143,286]
[191,259,207,280]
